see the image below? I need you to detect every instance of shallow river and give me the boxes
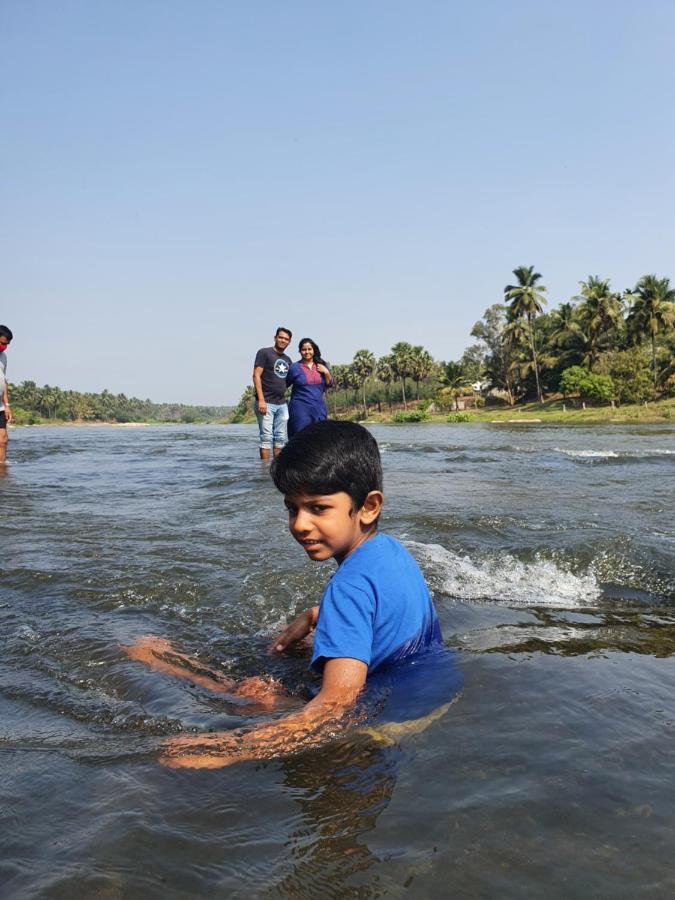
[1,423,674,898]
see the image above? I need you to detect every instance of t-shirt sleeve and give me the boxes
[254,348,267,369]
[286,361,299,386]
[311,578,375,671]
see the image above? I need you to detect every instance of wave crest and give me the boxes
[407,541,601,608]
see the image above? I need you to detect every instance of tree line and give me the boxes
[231,268,675,417]
[9,382,230,424]
[10,267,675,424]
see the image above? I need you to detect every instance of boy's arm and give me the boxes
[159,656,367,769]
[269,606,319,653]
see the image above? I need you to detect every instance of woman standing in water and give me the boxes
[286,338,332,438]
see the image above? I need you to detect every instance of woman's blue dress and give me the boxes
[286,361,329,438]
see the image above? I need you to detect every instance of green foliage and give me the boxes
[596,348,654,404]
[230,386,255,423]
[447,412,471,422]
[10,380,231,424]
[560,366,614,403]
[391,409,429,423]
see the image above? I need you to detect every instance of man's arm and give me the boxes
[252,366,266,414]
[159,657,368,769]
[3,382,10,423]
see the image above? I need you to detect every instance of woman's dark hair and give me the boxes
[0,325,13,341]
[271,420,382,511]
[298,337,325,366]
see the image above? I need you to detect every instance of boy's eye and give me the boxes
[311,505,328,513]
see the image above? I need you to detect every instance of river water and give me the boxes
[1,423,674,898]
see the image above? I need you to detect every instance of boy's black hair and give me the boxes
[0,325,13,341]
[275,326,292,339]
[271,420,383,509]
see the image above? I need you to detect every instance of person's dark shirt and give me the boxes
[254,347,292,404]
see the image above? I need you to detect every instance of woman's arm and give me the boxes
[316,363,332,386]
[159,657,368,769]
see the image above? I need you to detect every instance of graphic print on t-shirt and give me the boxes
[274,358,290,378]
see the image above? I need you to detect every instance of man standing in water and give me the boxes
[0,325,13,465]
[252,327,292,459]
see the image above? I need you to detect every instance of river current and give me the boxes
[1,423,674,898]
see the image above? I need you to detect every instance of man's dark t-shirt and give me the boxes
[254,347,292,404]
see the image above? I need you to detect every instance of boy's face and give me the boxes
[0,336,10,353]
[284,490,382,565]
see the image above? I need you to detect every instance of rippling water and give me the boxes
[1,423,674,898]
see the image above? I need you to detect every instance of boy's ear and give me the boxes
[359,490,383,526]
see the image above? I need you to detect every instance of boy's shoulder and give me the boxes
[335,532,425,588]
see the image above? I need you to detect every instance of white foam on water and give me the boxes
[407,540,602,608]
[556,447,675,460]
[556,448,620,459]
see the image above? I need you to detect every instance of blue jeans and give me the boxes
[255,401,288,450]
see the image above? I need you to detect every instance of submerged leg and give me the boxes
[121,636,297,710]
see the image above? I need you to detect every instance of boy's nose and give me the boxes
[292,509,312,535]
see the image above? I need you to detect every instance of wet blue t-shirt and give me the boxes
[311,533,443,674]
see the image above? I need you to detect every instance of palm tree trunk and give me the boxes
[362,382,367,417]
[652,334,658,395]
[528,314,543,402]
[400,379,407,410]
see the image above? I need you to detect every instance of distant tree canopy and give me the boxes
[231,267,674,416]
[10,381,231,424]
[12,266,675,423]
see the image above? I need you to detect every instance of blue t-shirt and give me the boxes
[311,533,443,675]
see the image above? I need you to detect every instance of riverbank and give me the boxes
[11,397,674,428]
[233,397,675,427]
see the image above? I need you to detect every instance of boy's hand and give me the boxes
[269,606,319,654]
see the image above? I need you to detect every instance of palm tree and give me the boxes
[390,342,415,409]
[626,274,675,392]
[440,361,468,410]
[329,364,350,413]
[376,355,395,410]
[351,349,376,416]
[409,346,434,399]
[575,276,624,369]
[504,265,548,401]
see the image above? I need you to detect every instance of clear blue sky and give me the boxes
[2,0,674,404]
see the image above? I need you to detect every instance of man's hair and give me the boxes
[271,420,382,509]
[275,327,292,339]
[0,325,13,341]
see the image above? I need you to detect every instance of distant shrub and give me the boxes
[447,412,471,423]
[474,396,486,408]
[9,406,42,425]
[595,348,659,404]
[392,410,429,423]
[560,367,615,404]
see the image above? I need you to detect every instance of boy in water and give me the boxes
[126,421,446,768]
[0,325,13,464]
